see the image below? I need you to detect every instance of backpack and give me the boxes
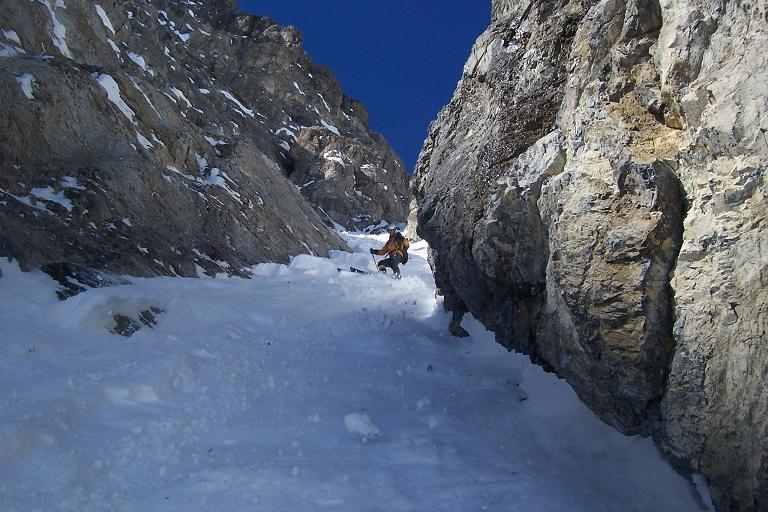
[395,233,409,264]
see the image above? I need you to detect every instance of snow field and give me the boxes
[0,234,709,511]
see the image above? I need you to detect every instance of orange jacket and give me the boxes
[375,236,409,258]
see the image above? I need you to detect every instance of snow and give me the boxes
[106,38,121,57]
[275,127,297,140]
[92,73,136,123]
[2,29,21,45]
[218,89,255,118]
[202,168,242,204]
[127,52,153,76]
[5,184,76,213]
[0,234,709,511]
[136,131,154,150]
[129,78,161,118]
[344,412,381,439]
[293,81,305,95]
[94,5,115,35]
[61,176,86,190]
[317,92,331,112]
[320,119,340,135]
[195,153,208,173]
[204,136,227,147]
[170,87,192,108]
[174,30,191,42]
[198,88,210,94]
[323,151,345,166]
[693,474,717,511]
[38,0,72,58]
[16,73,35,100]
[0,42,25,57]
[0,188,51,214]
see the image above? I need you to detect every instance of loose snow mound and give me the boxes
[344,412,381,439]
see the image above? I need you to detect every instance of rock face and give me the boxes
[413,0,767,509]
[0,0,408,283]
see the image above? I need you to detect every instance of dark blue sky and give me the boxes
[238,1,491,173]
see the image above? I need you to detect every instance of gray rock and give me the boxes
[0,0,408,283]
[413,0,768,509]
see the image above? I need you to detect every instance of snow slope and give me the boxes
[0,233,710,511]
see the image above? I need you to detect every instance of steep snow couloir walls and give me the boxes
[0,0,409,287]
[413,0,767,509]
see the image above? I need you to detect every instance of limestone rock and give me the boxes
[0,0,408,281]
[287,126,410,230]
[413,0,767,509]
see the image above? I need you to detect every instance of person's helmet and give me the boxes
[387,224,397,232]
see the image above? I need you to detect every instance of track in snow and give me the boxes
[0,233,710,511]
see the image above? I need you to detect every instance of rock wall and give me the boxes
[0,0,408,286]
[413,0,767,509]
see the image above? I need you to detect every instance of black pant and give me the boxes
[378,253,402,275]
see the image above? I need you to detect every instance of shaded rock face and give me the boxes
[413,0,767,509]
[0,0,408,279]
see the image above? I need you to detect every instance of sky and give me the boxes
[238,1,492,173]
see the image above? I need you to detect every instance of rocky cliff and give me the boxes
[413,0,767,509]
[0,0,409,289]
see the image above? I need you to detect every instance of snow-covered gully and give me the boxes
[0,233,709,511]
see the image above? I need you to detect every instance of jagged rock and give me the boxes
[111,306,163,337]
[403,196,421,242]
[41,262,131,300]
[413,0,767,509]
[0,0,408,283]
[287,126,409,230]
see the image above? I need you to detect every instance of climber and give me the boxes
[370,225,409,279]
